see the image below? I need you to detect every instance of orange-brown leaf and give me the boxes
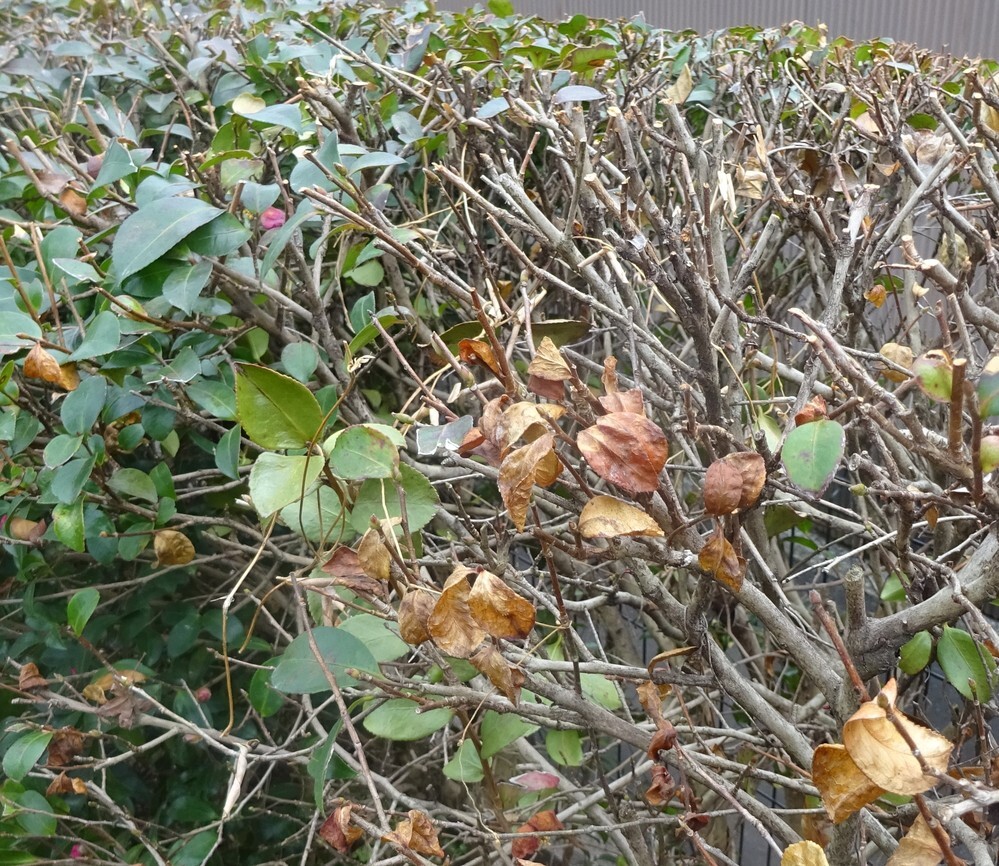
[153,530,195,566]
[527,337,571,399]
[59,186,88,217]
[781,841,831,866]
[720,452,767,510]
[357,529,391,581]
[398,589,435,646]
[7,517,46,543]
[470,644,524,705]
[427,567,485,657]
[512,811,564,860]
[468,570,535,640]
[794,396,828,426]
[647,720,678,759]
[319,804,364,852]
[812,743,885,824]
[886,816,946,866]
[697,527,744,591]
[385,810,445,859]
[459,338,503,379]
[703,459,743,516]
[47,727,85,768]
[644,764,676,806]
[498,433,556,530]
[23,343,79,391]
[46,772,87,796]
[577,413,667,494]
[18,662,48,691]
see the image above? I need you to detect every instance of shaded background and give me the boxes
[433,0,999,58]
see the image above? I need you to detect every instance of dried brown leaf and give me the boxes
[8,517,46,543]
[794,396,828,426]
[527,337,571,399]
[781,841,831,866]
[47,727,85,768]
[644,764,676,806]
[46,772,87,796]
[23,343,79,390]
[498,402,564,453]
[842,679,952,796]
[498,433,556,530]
[357,530,391,581]
[703,459,743,516]
[470,644,524,704]
[459,338,503,379]
[577,413,668,494]
[385,810,445,859]
[720,452,767,509]
[18,662,48,691]
[578,495,664,539]
[468,570,535,640]
[153,530,195,566]
[697,527,744,591]
[812,743,886,824]
[886,816,947,866]
[600,389,645,414]
[398,589,435,646]
[319,804,364,852]
[647,720,678,759]
[511,811,563,860]
[59,186,88,217]
[427,567,485,657]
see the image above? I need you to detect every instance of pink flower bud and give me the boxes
[260,206,286,230]
[195,687,212,703]
[71,843,86,859]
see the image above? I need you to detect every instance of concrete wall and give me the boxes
[432,0,999,59]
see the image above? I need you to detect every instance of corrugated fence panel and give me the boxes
[431,0,999,58]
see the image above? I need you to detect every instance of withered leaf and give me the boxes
[153,530,195,566]
[322,546,364,577]
[427,567,485,657]
[59,186,88,217]
[8,517,46,543]
[95,688,151,729]
[527,337,571,400]
[470,644,524,704]
[577,413,668,494]
[398,589,435,646]
[46,772,88,796]
[812,743,885,824]
[479,396,510,446]
[459,338,503,379]
[647,720,678,759]
[794,396,828,426]
[18,662,48,691]
[319,804,364,852]
[720,452,767,510]
[875,343,912,382]
[703,459,743,516]
[385,810,445,859]
[599,388,645,414]
[47,728,85,768]
[498,433,557,531]
[842,679,952,796]
[781,841,831,866]
[468,571,535,641]
[578,495,664,539]
[511,810,563,861]
[697,526,744,591]
[357,529,391,581]
[636,680,670,725]
[23,343,79,391]
[644,764,676,806]
[886,816,946,866]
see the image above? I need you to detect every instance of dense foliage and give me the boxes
[2,1,999,865]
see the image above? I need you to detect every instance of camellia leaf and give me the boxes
[703,459,743,516]
[248,453,324,518]
[113,197,223,279]
[553,84,605,104]
[782,419,845,494]
[899,631,932,675]
[442,739,484,783]
[52,499,85,551]
[545,729,583,766]
[811,743,885,824]
[427,566,485,658]
[578,495,664,539]
[67,310,120,361]
[362,698,453,741]
[480,710,538,759]
[578,412,668,494]
[937,625,995,701]
[468,570,535,640]
[349,464,439,534]
[781,841,830,866]
[327,425,399,480]
[2,729,53,781]
[270,626,378,693]
[235,364,325,449]
[497,433,558,531]
[978,354,999,418]
[67,587,100,636]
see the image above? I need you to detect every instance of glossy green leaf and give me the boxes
[52,499,85,552]
[280,484,346,542]
[362,698,453,740]
[249,453,324,518]
[43,433,82,468]
[185,213,251,257]
[327,425,399,480]
[899,631,932,675]
[270,626,378,693]
[2,730,53,781]
[281,342,319,383]
[781,420,845,494]
[236,364,324,449]
[162,261,212,314]
[113,197,223,279]
[187,378,237,420]
[61,375,107,435]
[443,739,484,783]
[249,658,285,718]
[108,467,158,504]
[67,310,120,361]
[480,710,538,759]
[349,291,376,334]
[337,614,408,663]
[12,790,56,837]
[545,729,584,766]
[67,587,100,635]
[937,625,995,700]
[349,464,439,534]
[49,453,96,504]
[215,424,242,480]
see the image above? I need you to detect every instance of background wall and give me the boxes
[432,0,999,59]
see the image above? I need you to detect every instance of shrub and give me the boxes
[1,2,998,865]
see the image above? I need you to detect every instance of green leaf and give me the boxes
[43,433,82,468]
[781,420,845,494]
[488,0,514,15]
[113,197,224,279]
[162,261,212,314]
[937,625,995,701]
[108,467,158,504]
[362,698,453,741]
[978,355,999,418]
[443,739,484,783]
[260,202,315,279]
[67,587,100,635]
[49,453,96,504]
[61,375,107,435]
[187,378,237,420]
[581,673,622,710]
[236,364,325,449]
[2,730,53,781]
[52,499,85,552]
[545,729,584,766]
[270,626,378,693]
[170,831,217,866]
[185,213,251,257]
[93,139,149,187]
[347,307,409,356]
[215,424,242,480]
[281,342,319,383]
[249,453,324,518]
[327,426,399,480]
[337,614,408,663]
[480,710,538,759]
[344,259,383,287]
[249,658,285,718]
[349,464,439,534]
[12,790,56,837]
[349,292,376,334]
[899,631,932,675]
[307,722,343,810]
[880,573,907,602]
[67,310,120,361]
[280,484,346,542]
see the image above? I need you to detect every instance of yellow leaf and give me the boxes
[781,841,830,866]
[578,495,664,539]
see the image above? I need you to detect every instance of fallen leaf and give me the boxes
[498,433,557,531]
[578,495,664,539]
[153,530,195,566]
[428,567,485,657]
[886,816,946,866]
[467,571,535,641]
[385,810,445,858]
[703,459,743,516]
[527,337,571,399]
[577,413,668,494]
[459,338,503,379]
[18,662,48,691]
[698,526,744,591]
[812,743,885,824]
[357,529,391,581]
[720,452,767,509]
[47,728,85,768]
[470,644,524,704]
[781,840,830,866]
[842,679,952,796]
[23,343,79,390]
[319,804,363,852]
[398,589,435,646]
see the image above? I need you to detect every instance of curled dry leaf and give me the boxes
[479,396,510,446]
[385,810,445,859]
[498,433,557,531]
[577,413,667,494]
[470,644,524,705]
[812,743,885,824]
[886,816,945,866]
[794,395,828,426]
[647,720,678,759]
[428,567,485,658]
[599,356,646,413]
[879,342,914,383]
[703,459,743,516]
[697,526,744,591]
[319,804,364,852]
[23,343,79,391]
[47,727,85,767]
[46,772,88,796]
[511,810,564,861]
[321,546,364,577]
[8,517,46,543]
[398,589,435,646]
[578,495,664,539]
[153,530,195,566]
[468,570,535,640]
[842,679,952,796]
[644,764,677,806]
[498,402,565,454]
[720,452,767,509]
[18,662,48,691]
[527,337,571,399]
[781,841,830,866]
[635,680,671,725]
[59,186,88,217]
[459,337,503,379]
[357,529,391,580]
